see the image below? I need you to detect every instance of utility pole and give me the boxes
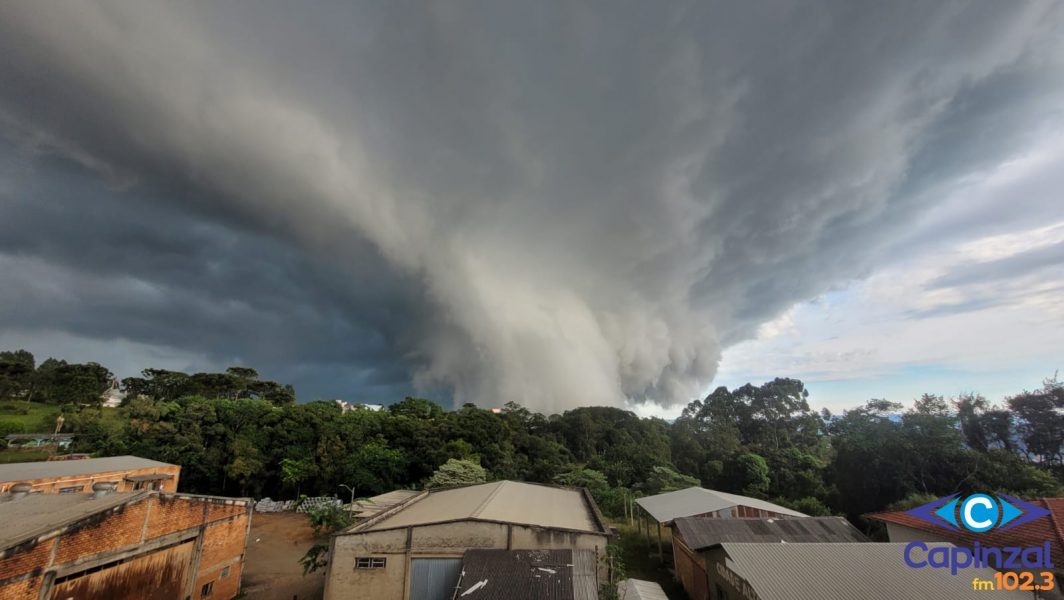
[339,484,356,505]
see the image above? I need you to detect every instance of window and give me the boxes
[59,486,83,494]
[220,566,230,579]
[200,581,213,598]
[355,557,387,569]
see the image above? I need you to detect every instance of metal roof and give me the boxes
[354,481,608,534]
[456,549,598,600]
[0,455,176,482]
[716,543,1030,600]
[617,579,667,600]
[674,516,867,550]
[868,498,1064,566]
[635,487,807,523]
[0,491,148,549]
[351,489,421,518]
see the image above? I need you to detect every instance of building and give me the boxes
[3,434,75,449]
[868,499,1064,598]
[0,455,180,494]
[634,487,808,560]
[324,481,612,600]
[455,548,598,600]
[616,579,667,600]
[0,484,252,600]
[702,542,1030,599]
[350,489,421,520]
[670,516,868,600]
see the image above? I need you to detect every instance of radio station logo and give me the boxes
[906,493,1051,533]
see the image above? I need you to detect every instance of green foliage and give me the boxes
[778,496,834,516]
[640,466,700,495]
[304,502,352,535]
[426,458,488,488]
[730,453,770,497]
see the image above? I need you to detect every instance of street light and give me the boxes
[339,484,356,505]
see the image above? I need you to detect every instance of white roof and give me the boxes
[352,481,608,534]
[635,487,807,523]
[618,579,668,600]
[0,456,176,483]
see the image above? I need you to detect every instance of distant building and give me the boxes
[334,400,384,413]
[4,433,75,449]
[0,485,252,600]
[456,548,598,600]
[324,481,612,600]
[701,542,1028,599]
[0,455,180,495]
[670,516,868,600]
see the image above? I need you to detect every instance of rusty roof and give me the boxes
[456,549,598,600]
[867,497,1064,563]
[0,455,176,483]
[674,516,868,550]
[352,481,609,534]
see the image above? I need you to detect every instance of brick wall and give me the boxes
[0,465,182,495]
[0,492,251,600]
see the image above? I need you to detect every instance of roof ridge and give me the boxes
[469,480,506,519]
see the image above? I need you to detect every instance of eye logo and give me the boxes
[906,494,1050,533]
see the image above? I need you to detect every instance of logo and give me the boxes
[906,493,1051,532]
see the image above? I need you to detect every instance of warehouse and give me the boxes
[701,542,1030,599]
[0,483,251,600]
[0,455,180,494]
[324,480,611,600]
[670,516,868,600]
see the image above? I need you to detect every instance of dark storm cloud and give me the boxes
[0,1,1061,410]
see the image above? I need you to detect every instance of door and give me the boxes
[409,557,463,600]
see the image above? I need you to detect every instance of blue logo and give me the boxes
[906,493,1051,532]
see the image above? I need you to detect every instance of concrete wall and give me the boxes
[0,492,250,600]
[0,465,182,495]
[325,520,608,600]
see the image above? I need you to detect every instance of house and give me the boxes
[0,455,181,494]
[0,484,252,600]
[702,542,1029,600]
[670,516,868,600]
[455,548,598,600]
[868,499,1064,599]
[324,481,612,600]
[634,487,808,560]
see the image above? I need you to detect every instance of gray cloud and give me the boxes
[0,1,1062,411]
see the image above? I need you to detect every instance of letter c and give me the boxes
[962,495,998,532]
[904,542,928,567]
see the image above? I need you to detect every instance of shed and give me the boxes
[323,481,611,600]
[617,578,668,600]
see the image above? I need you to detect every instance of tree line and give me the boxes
[0,349,1060,526]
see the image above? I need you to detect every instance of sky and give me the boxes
[0,2,1062,415]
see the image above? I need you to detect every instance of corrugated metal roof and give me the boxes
[674,516,867,550]
[351,489,421,518]
[616,579,667,600]
[635,487,807,523]
[0,456,175,482]
[716,543,1030,600]
[868,498,1064,565]
[0,491,148,549]
[456,549,598,600]
[358,481,606,534]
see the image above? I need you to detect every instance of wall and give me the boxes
[325,520,609,600]
[672,533,708,600]
[702,548,761,600]
[0,464,182,495]
[0,492,250,600]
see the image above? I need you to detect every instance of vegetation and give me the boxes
[1,349,1060,532]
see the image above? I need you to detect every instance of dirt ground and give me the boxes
[242,512,327,600]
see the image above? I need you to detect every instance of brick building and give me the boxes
[0,456,181,495]
[0,484,252,600]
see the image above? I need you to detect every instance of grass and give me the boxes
[0,448,54,463]
[608,519,689,599]
[0,400,63,433]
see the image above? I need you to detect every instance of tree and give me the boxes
[0,350,34,400]
[388,397,444,420]
[1008,378,1064,465]
[729,453,770,497]
[426,458,487,488]
[281,458,317,498]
